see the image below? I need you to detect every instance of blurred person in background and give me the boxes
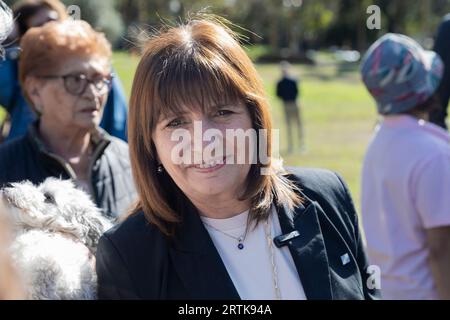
[361,34,450,300]
[0,20,136,219]
[430,14,450,130]
[276,61,305,154]
[0,0,128,142]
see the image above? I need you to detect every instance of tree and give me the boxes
[61,0,125,46]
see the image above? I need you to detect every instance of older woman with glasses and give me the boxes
[0,0,129,143]
[0,20,137,219]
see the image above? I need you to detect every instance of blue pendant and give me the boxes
[238,243,244,250]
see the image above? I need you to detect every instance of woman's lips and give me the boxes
[187,156,228,172]
[80,106,100,113]
[193,162,226,173]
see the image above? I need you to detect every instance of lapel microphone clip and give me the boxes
[273,230,300,248]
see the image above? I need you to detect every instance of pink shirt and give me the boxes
[362,115,450,300]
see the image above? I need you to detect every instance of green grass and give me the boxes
[112,51,141,96]
[111,52,377,212]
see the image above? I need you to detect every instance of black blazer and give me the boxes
[96,168,381,300]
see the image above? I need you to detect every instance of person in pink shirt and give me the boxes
[361,33,450,300]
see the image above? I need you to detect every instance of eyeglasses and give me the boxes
[38,73,114,96]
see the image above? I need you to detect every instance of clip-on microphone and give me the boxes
[273,231,300,248]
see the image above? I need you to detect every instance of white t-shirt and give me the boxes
[201,207,307,300]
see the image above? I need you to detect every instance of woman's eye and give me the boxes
[215,110,233,117]
[167,119,185,128]
[44,192,55,204]
[70,75,83,83]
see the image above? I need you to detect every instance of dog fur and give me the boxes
[0,178,113,300]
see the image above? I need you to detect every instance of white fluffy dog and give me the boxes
[0,178,113,300]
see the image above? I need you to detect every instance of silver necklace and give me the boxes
[203,222,248,250]
[204,213,282,299]
[264,215,282,300]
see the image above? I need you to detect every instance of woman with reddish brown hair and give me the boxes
[96,16,380,300]
[0,20,137,219]
[0,0,128,142]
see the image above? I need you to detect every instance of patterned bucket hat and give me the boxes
[361,33,444,115]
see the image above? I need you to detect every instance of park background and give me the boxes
[3,0,450,210]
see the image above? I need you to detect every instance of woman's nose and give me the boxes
[191,118,224,160]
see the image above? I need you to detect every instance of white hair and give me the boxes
[0,178,113,300]
[0,0,13,58]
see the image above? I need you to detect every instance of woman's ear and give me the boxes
[24,77,44,114]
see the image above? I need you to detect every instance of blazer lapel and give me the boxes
[167,188,334,300]
[168,200,240,300]
[276,195,333,300]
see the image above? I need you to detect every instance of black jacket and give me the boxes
[0,123,137,218]
[276,77,299,102]
[96,167,381,300]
